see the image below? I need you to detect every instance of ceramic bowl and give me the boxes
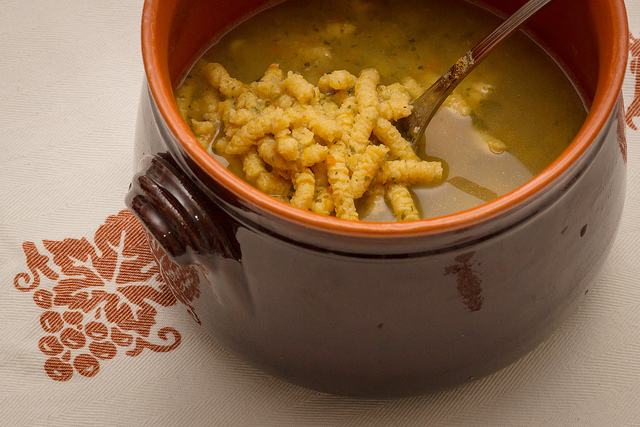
[126,0,628,397]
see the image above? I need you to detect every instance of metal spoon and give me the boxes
[397,0,556,148]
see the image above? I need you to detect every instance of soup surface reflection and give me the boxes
[175,0,587,221]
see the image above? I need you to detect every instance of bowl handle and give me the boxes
[125,153,240,265]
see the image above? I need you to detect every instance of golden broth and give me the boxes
[176,0,586,221]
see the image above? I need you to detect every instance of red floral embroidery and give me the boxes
[147,236,202,324]
[13,210,201,382]
[626,32,640,131]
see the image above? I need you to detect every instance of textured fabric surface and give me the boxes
[1,0,639,425]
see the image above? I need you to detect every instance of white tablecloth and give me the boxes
[1,0,639,425]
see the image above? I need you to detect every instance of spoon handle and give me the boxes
[402,0,556,148]
[472,0,555,62]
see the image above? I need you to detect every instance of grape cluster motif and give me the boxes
[14,210,202,381]
[444,252,483,312]
[626,33,640,132]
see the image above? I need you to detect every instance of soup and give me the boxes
[174,0,586,221]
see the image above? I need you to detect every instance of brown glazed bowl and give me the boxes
[126,0,628,397]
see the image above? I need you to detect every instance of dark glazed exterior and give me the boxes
[126,0,628,396]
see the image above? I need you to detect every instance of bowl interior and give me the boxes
[141,0,627,236]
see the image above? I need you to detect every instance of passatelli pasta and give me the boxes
[177,62,445,221]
